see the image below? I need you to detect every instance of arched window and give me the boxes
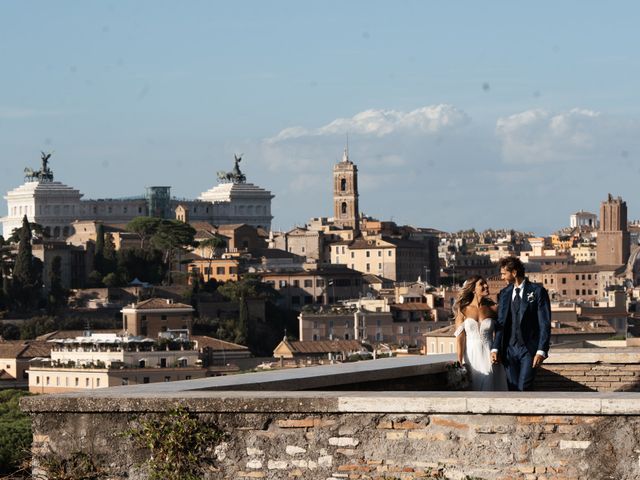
[340,178,347,191]
[341,202,347,215]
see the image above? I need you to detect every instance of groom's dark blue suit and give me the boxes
[492,279,551,391]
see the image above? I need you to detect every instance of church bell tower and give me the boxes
[333,148,360,234]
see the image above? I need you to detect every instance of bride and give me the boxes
[453,275,507,391]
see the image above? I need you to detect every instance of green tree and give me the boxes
[47,256,68,314]
[94,223,105,274]
[102,232,117,274]
[12,215,40,311]
[116,248,166,284]
[198,236,227,280]
[0,389,32,475]
[151,220,197,284]
[218,274,276,346]
[126,216,162,249]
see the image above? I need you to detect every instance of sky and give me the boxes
[1,1,640,235]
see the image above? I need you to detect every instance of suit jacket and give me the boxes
[492,279,551,357]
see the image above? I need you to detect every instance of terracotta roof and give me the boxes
[391,303,431,312]
[0,340,53,358]
[189,221,216,232]
[287,340,369,354]
[131,298,194,310]
[551,321,616,335]
[424,324,457,337]
[192,335,249,352]
[0,370,14,380]
[217,223,250,231]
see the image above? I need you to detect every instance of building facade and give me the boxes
[597,194,630,266]
[2,154,274,238]
[332,149,360,233]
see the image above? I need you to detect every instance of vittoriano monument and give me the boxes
[24,151,54,182]
[217,154,247,184]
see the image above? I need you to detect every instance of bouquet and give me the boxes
[446,361,470,390]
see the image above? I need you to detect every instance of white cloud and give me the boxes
[496,108,603,164]
[266,104,470,143]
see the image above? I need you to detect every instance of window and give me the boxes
[378,263,382,270]
[378,251,382,257]
[85,378,90,387]
[293,280,300,287]
[340,178,346,191]
[440,343,444,353]
[96,378,100,387]
[161,315,167,320]
[351,252,354,258]
[143,377,150,384]
[366,251,370,258]
[575,275,579,280]
[341,202,347,214]
[316,279,324,287]
[576,290,580,295]
[562,290,567,295]
[562,278,567,284]
[164,376,171,382]
[217,267,225,274]
[388,250,392,257]
[588,274,592,280]
[279,280,287,288]
[122,378,129,386]
[366,263,370,272]
[581,274,586,280]
[46,376,50,385]
[430,342,435,353]
[186,376,192,380]
[582,289,586,295]
[304,279,312,288]
[75,378,79,386]
[36,376,40,385]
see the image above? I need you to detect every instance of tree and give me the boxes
[47,256,68,314]
[126,216,162,249]
[151,220,197,284]
[12,216,40,311]
[218,274,276,346]
[116,248,166,284]
[102,232,117,274]
[94,223,105,274]
[198,236,227,280]
[0,390,32,476]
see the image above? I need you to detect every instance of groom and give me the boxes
[491,257,551,391]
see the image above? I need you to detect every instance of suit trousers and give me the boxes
[505,344,536,391]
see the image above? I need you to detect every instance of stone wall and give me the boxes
[22,392,640,480]
[535,348,640,392]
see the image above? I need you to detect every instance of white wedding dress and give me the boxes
[455,318,508,391]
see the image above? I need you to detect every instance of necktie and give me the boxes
[513,287,521,314]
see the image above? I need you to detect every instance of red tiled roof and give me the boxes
[0,340,53,358]
[132,298,194,310]
[288,340,368,354]
[192,335,249,352]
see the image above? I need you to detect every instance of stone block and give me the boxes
[247,459,263,469]
[336,448,357,456]
[559,440,591,449]
[329,437,360,447]
[278,418,315,428]
[386,431,406,440]
[286,445,307,455]
[268,460,288,469]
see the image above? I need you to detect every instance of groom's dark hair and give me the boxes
[499,256,525,277]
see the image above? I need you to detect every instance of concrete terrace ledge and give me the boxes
[20,390,640,416]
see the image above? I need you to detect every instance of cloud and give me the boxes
[266,104,470,143]
[496,108,603,164]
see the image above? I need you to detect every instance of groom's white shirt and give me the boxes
[492,278,547,358]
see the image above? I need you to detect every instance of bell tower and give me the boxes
[333,148,360,234]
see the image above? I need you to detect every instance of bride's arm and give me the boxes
[454,311,465,364]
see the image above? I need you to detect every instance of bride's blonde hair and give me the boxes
[452,275,493,318]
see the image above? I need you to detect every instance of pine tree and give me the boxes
[12,215,38,310]
[102,232,117,274]
[94,223,105,274]
[47,256,67,314]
